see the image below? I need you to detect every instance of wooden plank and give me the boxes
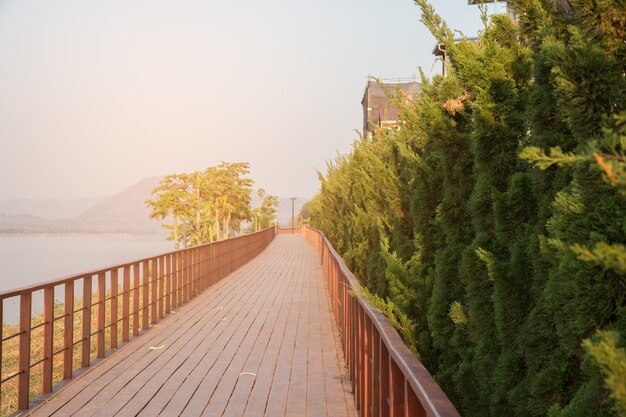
[285,258,312,416]
[307,253,329,417]
[160,256,281,416]
[227,269,297,416]
[165,255,279,416]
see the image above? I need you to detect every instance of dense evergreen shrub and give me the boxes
[309,1,626,415]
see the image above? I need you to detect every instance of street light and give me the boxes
[290,197,296,234]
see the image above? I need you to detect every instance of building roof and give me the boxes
[361,80,421,106]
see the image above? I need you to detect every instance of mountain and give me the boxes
[0,177,165,235]
[70,177,165,234]
[0,197,105,219]
[0,178,310,234]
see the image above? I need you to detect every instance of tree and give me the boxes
[147,162,261,247]
[146,173,193,250]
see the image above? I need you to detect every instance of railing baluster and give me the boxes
[18,292,32,410]
[64,281,74,379]
[43,286,54,393]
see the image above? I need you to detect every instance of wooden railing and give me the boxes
[0,227,276,414]
[276,226,303,235]
[302,225,461,417]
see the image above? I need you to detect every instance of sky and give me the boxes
[0,0,494,201]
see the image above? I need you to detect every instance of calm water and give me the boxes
[0,234,173,324]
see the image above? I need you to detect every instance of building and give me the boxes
[361,79,421,139]
[432,1,519,77]
[467,0,519,22]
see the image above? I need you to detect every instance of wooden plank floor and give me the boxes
[29,235,356,417]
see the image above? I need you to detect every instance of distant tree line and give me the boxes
[146,162,278,249]
[308,1,625,416]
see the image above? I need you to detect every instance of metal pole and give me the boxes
[290,197,296,234]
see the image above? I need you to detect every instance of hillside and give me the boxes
[0,177,165,235]
[70,177,164,234]
[0,177,303,234]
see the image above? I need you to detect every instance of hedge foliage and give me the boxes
[308,1,626,415]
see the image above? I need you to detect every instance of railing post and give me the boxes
[365,316,372,417]
[82,275,92,368]
[373,327,380,417]
[43,286,54,393]
[158,257,164,319]
[97,272,105,358]
[122,265,130,343]
[405,379,426,417]
[110,269,118,350]
[151,259,158,325]
[171,253,177,309]
[132,263,140,337]
[63,281,74,379]
[142,261,149,330]
[0,298,3,407]
[18,292,32,410]
[381,344,390,416]
[165,254,171,314]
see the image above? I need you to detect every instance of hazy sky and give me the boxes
[0,0,492,200]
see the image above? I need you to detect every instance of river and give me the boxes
[0,234,173,324]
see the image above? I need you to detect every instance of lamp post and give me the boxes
[290,197,296,234]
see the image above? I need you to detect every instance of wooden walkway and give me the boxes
[29,235,356,417]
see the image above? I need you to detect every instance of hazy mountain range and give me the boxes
[0,178,309,234]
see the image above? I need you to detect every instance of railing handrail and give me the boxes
[303,225,461,417]
[0,228,272,301]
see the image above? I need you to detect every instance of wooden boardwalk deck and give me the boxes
[29,235,356,417]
